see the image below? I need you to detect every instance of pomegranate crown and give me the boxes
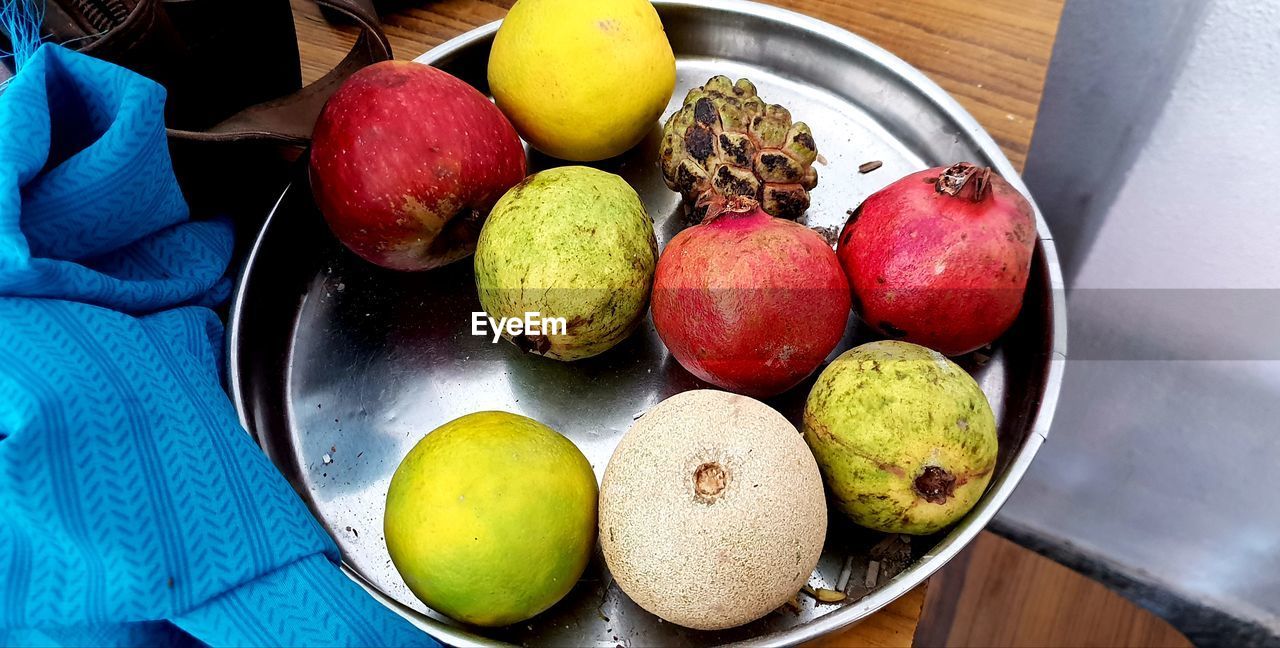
[935,162,996,202]
[695,193,764,223]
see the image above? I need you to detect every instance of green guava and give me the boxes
[474,166,658,361]
[802,340,997,535]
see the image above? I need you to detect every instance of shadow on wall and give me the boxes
[1023,0,1207,283]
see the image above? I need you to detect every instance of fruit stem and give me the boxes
[934,162,993,202]
[693,462,728,503]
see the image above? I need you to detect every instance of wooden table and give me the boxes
[293,1,1063,644]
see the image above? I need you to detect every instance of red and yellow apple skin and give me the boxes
[310,61,527,271]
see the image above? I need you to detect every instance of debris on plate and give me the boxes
[836,554,855,593]
[801,584,848,604]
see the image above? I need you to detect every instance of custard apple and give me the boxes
[660,76,818,221]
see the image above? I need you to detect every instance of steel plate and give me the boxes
[229,1,1067,645]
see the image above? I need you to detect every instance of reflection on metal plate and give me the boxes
[229,1,1066,645]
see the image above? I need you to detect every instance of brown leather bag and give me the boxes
[26,0,392,144]
[5,0,396,218]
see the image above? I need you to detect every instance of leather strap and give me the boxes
[166,0,392,144]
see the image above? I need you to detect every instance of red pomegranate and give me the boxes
[837,163,1036,356]
[652,197,850,397]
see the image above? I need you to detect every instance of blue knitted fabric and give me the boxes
[0,45,438,648]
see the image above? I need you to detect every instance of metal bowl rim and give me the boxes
[229,1,1068,645]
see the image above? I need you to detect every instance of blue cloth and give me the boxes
[0,45,439,648]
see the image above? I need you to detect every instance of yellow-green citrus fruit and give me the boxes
[475,166,657,361]
[488,0,677,161]
[803,341,997,535]
[384,411,597,626]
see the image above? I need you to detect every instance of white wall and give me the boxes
[1000,0,1280,637]
[1072,0,1280,290]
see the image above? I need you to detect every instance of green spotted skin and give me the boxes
[802,341,997,535]
[475,166,658,361]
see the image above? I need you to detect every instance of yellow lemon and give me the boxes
[488,0,676,161]
[384,411,597,626]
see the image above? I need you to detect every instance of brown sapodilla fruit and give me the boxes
[599,390,827,630]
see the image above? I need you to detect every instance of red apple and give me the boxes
[310,60,527,271]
